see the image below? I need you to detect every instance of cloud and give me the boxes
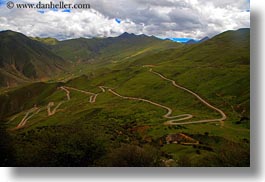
[0,0,250,39]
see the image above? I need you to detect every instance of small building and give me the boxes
[166,133,199,145]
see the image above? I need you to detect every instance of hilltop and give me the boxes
[50,32,180,62]
[0,30,66,87]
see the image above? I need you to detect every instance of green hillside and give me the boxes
[0,29,250,167]
[51,32,181,62]
[0,30,67,87]
[31,37,59,45]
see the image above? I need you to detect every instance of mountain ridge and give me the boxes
[50,31,180,62]
[0,30,66,87]
[0,28,249,88]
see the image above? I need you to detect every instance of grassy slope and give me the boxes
[1,29,250,167]
[31,37,59,45]
[51,33,181,62]
[0,30,67,87]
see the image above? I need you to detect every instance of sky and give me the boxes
[0,0,250,40]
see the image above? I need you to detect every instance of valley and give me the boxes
[0,29,250,167]
[11,65,226,129]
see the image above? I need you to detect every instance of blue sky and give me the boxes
[115,18,121,24]
[0,0,5,5]
[168,38,199,43]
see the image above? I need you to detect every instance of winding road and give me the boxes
[62,86,95,95]
[12,65,227,128]
[56,67,227,126]
[108,88,193,123]
[60,86,71,101]
[15,107,40,129]
[97,67,226,125]
[47,102,63,116]
[61,86,98,103]
[148,67,227,125]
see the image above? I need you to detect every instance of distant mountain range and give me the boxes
[0,31,180,87]
[49,32,180,62]
[166,36,210,44]
[0,29,249,88]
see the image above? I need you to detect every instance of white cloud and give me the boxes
[0,0,250,39]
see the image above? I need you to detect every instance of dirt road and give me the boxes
[62,86,98,103]
[63,86,95,95]
[12,66,227,129]
[108,89,193,122]
[57,70,226,126]
[60,86,71,100]
[147,67,227,125]
[47,102,63,116]
[16,107,40,129]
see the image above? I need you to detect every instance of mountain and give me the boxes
[184,36,209,44]
[118,32,137,38]
[31,37,59,45]
[165,37,194,43]
[0,30,66,87]
[51,32,180,62]
[184,39,198,44]
[0,28,250,167]
[198,36,210,43]
[180,28,249,65]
